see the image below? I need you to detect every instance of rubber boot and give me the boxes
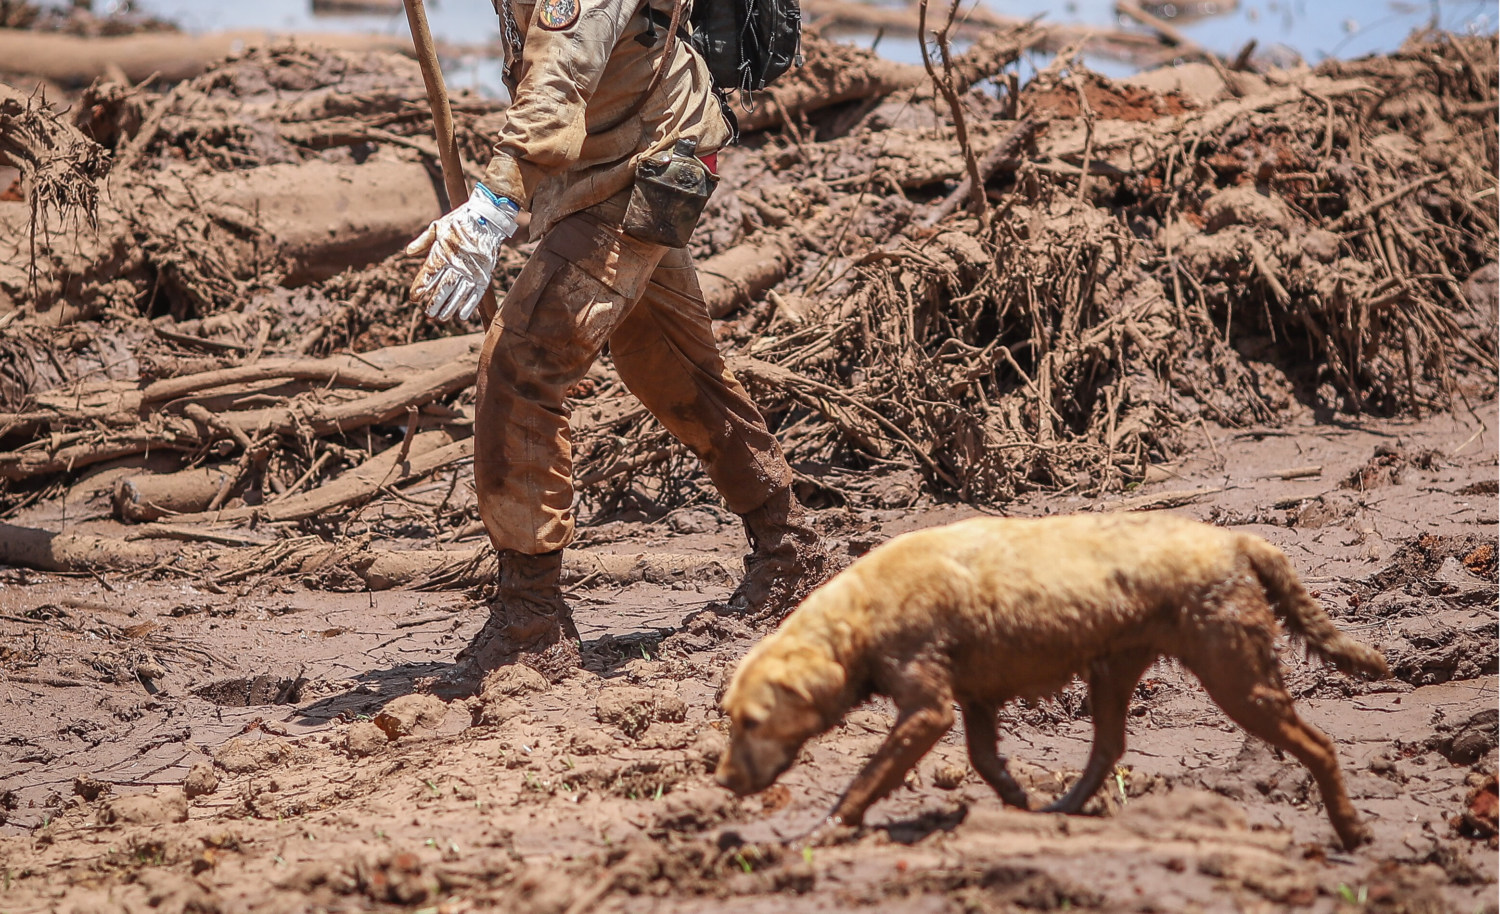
[727,488,831,619]
[453,550,581,686]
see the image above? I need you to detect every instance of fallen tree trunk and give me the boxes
[287,544,739,590]
[0,522,158,572]
[700,233,797,319]
[156,430,467,525]
[0,341,480,481]
[0,334,483,442]
[0,29,414,87]
[739,26,1042,132]
[802,0,1169,60]
[0,520,739,589]
[113,467,235,522]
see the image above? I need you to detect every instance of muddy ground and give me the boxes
[1,6,1498,913]
[1,404,1495,914]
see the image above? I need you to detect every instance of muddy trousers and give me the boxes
[474,197,792,555]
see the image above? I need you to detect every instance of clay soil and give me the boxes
[1,8,1497,914]
[0,405,1496,914]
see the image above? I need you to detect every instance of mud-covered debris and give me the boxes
[479,664,550,698]
[1456,774,1498,842]
[183,762,220,799]
[595,685,685,739]
[1287,492,1359,529]
[931,763,968,790]
[372,693,449,740]
[193,672,307,707]
[1202,185,1294,233]
[1429,709,1500,766]
[72,774,109,801]
[98,788,189,825]
[1341,445,1440,492]
[1370,533,1500,590]
[354,851,433,905]
[344,721,387,758]
[214,736,292,774]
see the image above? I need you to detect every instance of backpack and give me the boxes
[688,0,802,97]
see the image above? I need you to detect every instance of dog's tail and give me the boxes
[1241,536,1391,679]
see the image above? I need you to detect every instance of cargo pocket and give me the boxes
[511,214,662,359]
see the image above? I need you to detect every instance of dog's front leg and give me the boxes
[960,700,1032,809]
[826,699,954,829]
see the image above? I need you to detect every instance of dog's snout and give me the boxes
[714,759,753,796]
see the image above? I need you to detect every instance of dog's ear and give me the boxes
[779,646,847,710]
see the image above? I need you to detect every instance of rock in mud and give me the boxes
[344,721,387,758]
[595,685,685,739]
[214,736,292,774]
[72,774,110,801]
[1430,709,1500,765]
[355,850,434,905]
[931,763,968,790]
[99,788,189,825]
[183,762,220,799]
[373,693,449,739]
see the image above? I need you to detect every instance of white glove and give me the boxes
[406,183,520,323]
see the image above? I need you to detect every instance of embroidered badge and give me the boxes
[538,0,579,30]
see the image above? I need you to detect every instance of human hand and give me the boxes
[406,183,519,322]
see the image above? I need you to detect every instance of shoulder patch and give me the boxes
[537,0,579,30]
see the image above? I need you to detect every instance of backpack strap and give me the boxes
[614,0,684,124]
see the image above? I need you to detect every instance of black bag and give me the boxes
[688,0,802,96]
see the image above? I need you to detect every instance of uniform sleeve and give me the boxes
[482,0,643,208]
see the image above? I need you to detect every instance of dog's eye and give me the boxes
[741,717,761,732]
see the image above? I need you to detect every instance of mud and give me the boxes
[0,402,1493,913]
[0,10,1496,914]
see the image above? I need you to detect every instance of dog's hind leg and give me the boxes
[960,700,1031,809]
[828,681,954,827]
[1190,642,1371,850]
[1043,649,1155,814]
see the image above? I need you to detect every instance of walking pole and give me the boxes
[400,0,499,325]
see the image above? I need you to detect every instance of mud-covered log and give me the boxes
[159,430,467,525]
[0,339,480,481]
[0,522,157,572]
[0,29,413,87]
[700,233,797,319]
[113,467,235,522]
[319,545,738,590]
[738,26,1042,132]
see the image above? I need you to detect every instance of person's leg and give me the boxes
[609,246,829,617]
[463,207,668,680]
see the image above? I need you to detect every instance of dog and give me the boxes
[715,513,1389,850]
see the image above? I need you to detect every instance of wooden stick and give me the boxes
[401,0,499,325]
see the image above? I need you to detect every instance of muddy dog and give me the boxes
[715,513,1389,850]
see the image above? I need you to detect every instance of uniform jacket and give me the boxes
[484,0,731,237]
